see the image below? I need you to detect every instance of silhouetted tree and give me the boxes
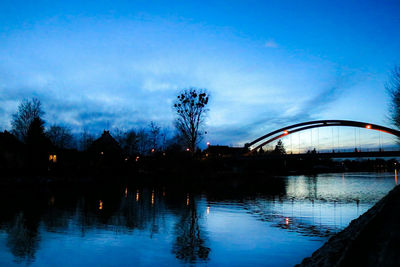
[148,121,161,151]
[46,125,73,149]
[26,117,52,170]
[11,98,44,142]
[388,66,400,133]
[137,129,150,155]
[273,140,286,155]
[125,130,139,155]
[173,88,209,152]
[79,129,94,151]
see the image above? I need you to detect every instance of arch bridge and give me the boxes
[246,120,400,152]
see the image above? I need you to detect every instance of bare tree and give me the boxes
[79,128,94,151]
[112,128,139,156]
[388,66,400,130]
[173,88,209,152]
[11,98,44,142]
[148,121,161,151]
[137,129,150,155]
[46,125,73,149]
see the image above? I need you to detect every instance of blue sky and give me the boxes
[1,0,400,146]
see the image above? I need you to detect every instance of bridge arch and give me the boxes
[247,120,400,151]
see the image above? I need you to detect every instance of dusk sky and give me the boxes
[1,0,400,146]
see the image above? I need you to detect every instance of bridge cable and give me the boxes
[290,134,293,154]
[354,128,357,151]
[379,131,381,151]
[297,133,301,154]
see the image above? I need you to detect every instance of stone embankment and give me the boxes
[297,185,400,267]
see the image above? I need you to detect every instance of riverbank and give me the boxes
[297,184,400,266]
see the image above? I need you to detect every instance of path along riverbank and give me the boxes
[297,184,400,266]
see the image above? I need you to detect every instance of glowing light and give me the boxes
[125,158,128,161]
[186,148,190,152]
[151,148,155,153]
[285,217,290,225]
[205,153,209,157]
[49,196,55,206]
[151,190,155,205]
[366,124,371,129]
[125,187,128,198]
[186,194,190,206]
[49,154,57,163]
[99,200,103,210]
[206,206,210,214]
[136,156,140,162]
[163,191,166,197]
[283,130,289,135]
[395,169,398,185]
[100,151,104,155]
[136,190,139,202]
[206,142,210,146]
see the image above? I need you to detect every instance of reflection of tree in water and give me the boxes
[0,185,212,264]
[6,212,40,263]
[172,197,210,263]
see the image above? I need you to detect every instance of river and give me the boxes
[0,172,397,266]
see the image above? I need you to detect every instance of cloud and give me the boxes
[265,39,278,48]
[209,75,353,146]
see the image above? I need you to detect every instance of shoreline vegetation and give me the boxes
[1,127,398,186]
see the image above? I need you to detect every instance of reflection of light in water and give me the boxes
[125,187,128,198]
[49,196,55,206]
[151,190,155,205]
[207,206,210,214]
[163,191,166,197]
[136,190,139,202]
[395,169,397,185]
[285,217,290,225]
[342,173,345,181]
[99,200,103,210]
[186,194,190,206]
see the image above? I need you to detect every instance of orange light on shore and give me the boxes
[366,125,371,129]
[99,200,103,210]
[283,130,289,135]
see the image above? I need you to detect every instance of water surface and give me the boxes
[0,172,397,266]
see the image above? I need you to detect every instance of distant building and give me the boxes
[88,130,123,166]
[0,130,24,169]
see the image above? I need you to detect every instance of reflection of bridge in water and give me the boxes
[244,120,400,158]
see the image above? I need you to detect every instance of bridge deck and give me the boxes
[253,151,400,159]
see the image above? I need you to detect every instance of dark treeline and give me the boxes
[0,91,212,180]
[2,90,400,182]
